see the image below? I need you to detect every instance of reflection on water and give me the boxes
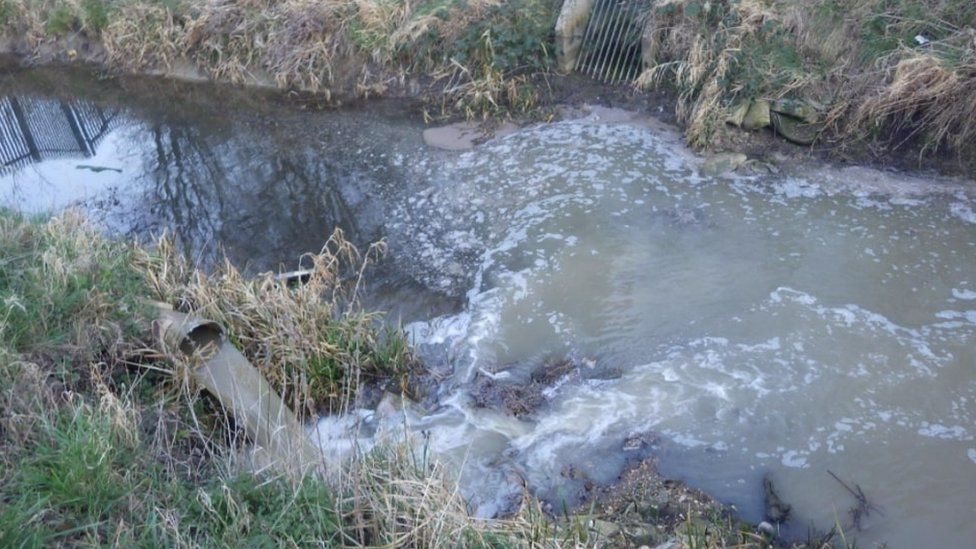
[0,64,457,320]
[0,95,123,175]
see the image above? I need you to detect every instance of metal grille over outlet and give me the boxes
[574,0,652,84]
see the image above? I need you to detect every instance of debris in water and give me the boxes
[762,475,792,524]
[76,164,122,173]
[828,469,884,530]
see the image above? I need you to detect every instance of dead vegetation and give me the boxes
[1,0,559,119]
[3,0,974,162]
[0,209,798,547]
[139,229,416,416]
[0,209,591,546]
[8,208,789,547]
[636,0,976,164]
[853,42,976,160]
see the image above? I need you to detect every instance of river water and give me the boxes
[3,62,975,547]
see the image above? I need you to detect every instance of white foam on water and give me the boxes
[950,201,976,224]
[308,410,377,463]
[917,423,972,441]
[781,450,810,469]
[951,288,976,300]
[310,113,976,545]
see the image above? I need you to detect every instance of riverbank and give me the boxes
[1,0,974,177]
[0,209,784,547]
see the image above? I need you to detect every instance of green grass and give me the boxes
[1,396,342,546]
[848,0,976,64]
[0,0,13,26]
[192,473,340,546]
[36,0,118,34]
[0,210,150,358]
[0,168,778,549]
[0,211,405,546]
[14,406,139,530]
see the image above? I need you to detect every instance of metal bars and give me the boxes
[574,0,652,84]
[0,96,122,176]
[0,97,35,173]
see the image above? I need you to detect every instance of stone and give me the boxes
[757,521,775,535]
[653,537,679,549]
[770,111,820,146]
[726,100,770,130]
[700,152,748,176]
[770,98,820,124]
[623,523,660,545]
[725,101,750,127]
[741,100,771,131]
[588,518,622,539]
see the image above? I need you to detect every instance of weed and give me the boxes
[191,473,340,545]
[139,228,418,414]
[636,0,976,160]
[0,210,150,362]
[0,186,796,548]
[0,495,51,547]
[0,0,13,26]
[44,3,77,35]
[16,404,138,523]
[82,0,112,32]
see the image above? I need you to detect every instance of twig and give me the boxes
[828,469,884,530]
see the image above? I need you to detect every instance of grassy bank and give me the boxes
[2,1,974,168]
[0,210,515,546]
[0,0,976,169]
[0,0,559,119]
[638,0,976,165]
[1,210,780,547]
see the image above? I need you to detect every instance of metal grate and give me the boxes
[574,0,652,84]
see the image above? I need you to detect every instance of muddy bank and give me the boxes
[578,457,745,547]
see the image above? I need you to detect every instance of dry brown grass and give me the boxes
[635,0,976,161]
[137,228,411,416]
[0,211,577,546]
[636,0,817,148]
[1,0,556,118]
[854,41,976,158]
[102,3,184,71]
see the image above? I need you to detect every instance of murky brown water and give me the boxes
[3,61,975,548]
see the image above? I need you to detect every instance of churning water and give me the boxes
[3,63,974,547]
[393,114,976,548]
